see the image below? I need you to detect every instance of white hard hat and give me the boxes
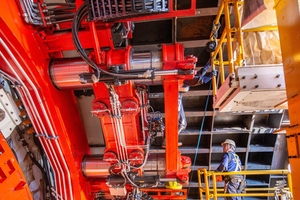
[221,139,236,148]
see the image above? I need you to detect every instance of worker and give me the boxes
[182,59,217,90]
[162,92,185,148]
[216,139,244,200]
[162,59,217,148]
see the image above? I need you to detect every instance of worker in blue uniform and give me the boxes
[216,139,244,200]
[182,59,217,89]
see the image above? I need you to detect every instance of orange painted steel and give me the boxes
[0,133,32,200]
[0,0,197,198]
[0,2,91,199]
[140,188,187,199]
[274,0,300,198]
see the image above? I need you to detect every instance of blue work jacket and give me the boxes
[216,152,242,172]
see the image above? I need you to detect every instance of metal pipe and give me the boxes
[0,39,72,200]
[44,3,76,7]
[27,0,40,13]
[136,90,146,142]
[0,49,62,198]
[224,2,234,74]
[197,169,204,200]
[109,89,128,161]
[212,173,217,200]
[287,171,293,195]
[47,13,75,19]
[218,45,225,84]
[242,25,278,32]
[19,0,40,25]
[212,30,227,60]
[233,0,244,67]
[154,69,178,76]
[109,87,150,152]
[109,96,123,161]
[108,109,122,161]
[214,1,224,25]
[23,0,41,21]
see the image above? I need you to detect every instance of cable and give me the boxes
[187,80,212,196]
[72,4,100,78]
[71,4,143,80]
[16,127,53,199]
[44,3,76,7]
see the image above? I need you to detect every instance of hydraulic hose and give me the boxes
[71,4,143,80]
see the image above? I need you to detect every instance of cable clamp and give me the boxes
[35,134,59,140]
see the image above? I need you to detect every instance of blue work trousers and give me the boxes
[225,181,242,200]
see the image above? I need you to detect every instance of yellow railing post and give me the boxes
[197,169,293,199]
[197,169,203,200]
[218,46,225,84]
[287,171,293,195]
[233,0,244,67]
[211,174,218,200]
[210,0,244,97]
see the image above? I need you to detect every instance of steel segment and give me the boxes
[238,65,286,90]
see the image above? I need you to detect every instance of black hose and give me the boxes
[45,3,76,7]
[72,4,100,78]
[71,4,143,80]
[16,127,53,199]
[48,7,76,12]
[49,13,75,19]
[50,19,74,24]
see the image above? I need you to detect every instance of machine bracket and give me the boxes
[286,133,300,159]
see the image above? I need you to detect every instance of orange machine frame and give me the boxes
[0,0,197,199]
[275,0,300,199]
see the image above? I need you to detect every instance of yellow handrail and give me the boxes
[210,0,280,99]
[198,168,293,200]
[210,0,244,97]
